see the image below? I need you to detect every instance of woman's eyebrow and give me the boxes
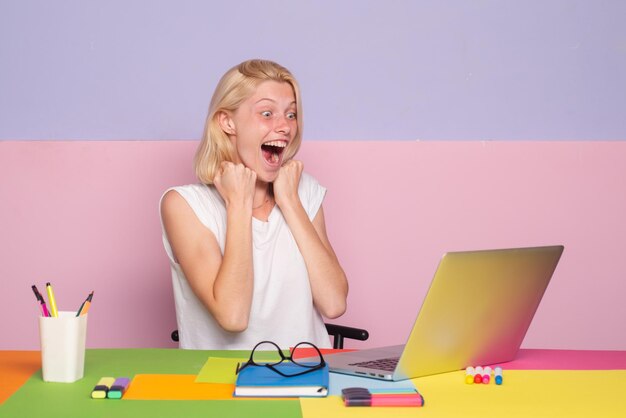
[254,98,296,106]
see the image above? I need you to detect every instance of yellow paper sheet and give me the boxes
[123,374,236,400]
[301,370,626,418]
[195,357,247,384]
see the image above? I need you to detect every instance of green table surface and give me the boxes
[1,348,301,418]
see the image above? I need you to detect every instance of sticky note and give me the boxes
[195,357,248,384]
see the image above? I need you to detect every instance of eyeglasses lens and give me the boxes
[251,341,283,366]
[291,342,322,367]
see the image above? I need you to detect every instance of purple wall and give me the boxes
[1,1,625,140]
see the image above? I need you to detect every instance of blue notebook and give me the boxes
[234,362,329,397]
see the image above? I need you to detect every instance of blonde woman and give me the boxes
[160,59,348,349]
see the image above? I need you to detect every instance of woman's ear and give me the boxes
[217,111,236,135]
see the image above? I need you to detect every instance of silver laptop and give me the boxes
[321,245,564,381]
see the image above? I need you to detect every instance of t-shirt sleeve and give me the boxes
[159,185,223,264]
[298,172,327,221]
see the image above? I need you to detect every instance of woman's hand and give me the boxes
[168,160,256,332]
[273,160,303,210]
[272,159,348,319]
[213,162,257,210]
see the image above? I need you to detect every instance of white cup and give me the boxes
[39,311,88,383]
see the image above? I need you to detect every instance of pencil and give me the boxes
[77,291,94,316]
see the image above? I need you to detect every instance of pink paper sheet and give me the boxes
[505,349,626,370]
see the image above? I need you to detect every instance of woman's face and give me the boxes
[227,80,298,183]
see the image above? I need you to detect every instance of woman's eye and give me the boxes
[261,111,272,118]
[287,112,297,120]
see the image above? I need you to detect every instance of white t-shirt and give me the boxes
[160,172,331,350]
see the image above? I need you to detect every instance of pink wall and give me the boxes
[1,141,625,350]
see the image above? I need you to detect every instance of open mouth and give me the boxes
[261,140,287,165]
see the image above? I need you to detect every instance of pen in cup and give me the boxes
[46,282,59,317]
[76,291,94,316]
[31,285,51,317]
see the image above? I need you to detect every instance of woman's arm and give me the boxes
[274,161,348,318]
[160,164,256,332]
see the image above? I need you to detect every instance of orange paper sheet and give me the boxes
[0,351,41,404]
[124,374,236,400]
[124,374,296,401]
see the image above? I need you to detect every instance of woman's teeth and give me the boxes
[261,141,286,164]
[264,141,287,148]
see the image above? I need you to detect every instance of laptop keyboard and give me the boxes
[349,357,399,372]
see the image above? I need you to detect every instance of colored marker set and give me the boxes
[342,387,425,407]
[91,377,131,399]
[465,366,503,385]
[31,283,94,317]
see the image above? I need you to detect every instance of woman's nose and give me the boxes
[274,115,291,134]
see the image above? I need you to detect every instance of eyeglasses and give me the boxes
[236,341,326,378]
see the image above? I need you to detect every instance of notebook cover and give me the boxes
[234,362,329,397]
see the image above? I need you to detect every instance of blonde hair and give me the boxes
[194,59,303,184]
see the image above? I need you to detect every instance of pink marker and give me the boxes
[41,302,51,317]
[31,285,51,317]
[482,366,492,384]
[370,393,424,407]
[343,388,424,407]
